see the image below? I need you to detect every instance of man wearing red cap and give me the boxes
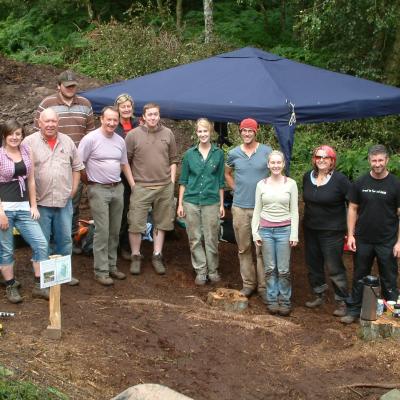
[225,118,272,299]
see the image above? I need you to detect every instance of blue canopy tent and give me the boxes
[81,47,400,167]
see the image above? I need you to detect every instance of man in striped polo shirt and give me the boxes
[34,70,95,253]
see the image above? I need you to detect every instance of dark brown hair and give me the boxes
[142,103,160,116]
[1,119,25,144]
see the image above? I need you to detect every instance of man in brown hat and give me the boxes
[34,70,95,260]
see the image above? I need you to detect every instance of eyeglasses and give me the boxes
[314,155,331,160]
[115,93,133,104]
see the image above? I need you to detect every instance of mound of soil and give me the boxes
[1,55,399,400]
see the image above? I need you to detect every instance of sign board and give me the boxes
[39,255,71,289]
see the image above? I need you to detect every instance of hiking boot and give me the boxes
[278,305,291,317]
[208,273,221,283]
[194,274,207,286]
[340,314,358,324]
[121,249,132,261]
[6,282,22,304]
[32,283,49,300]
[152,254,166,275]
[267,303,279,315]
[333,301,347,317]
[305,294,325,308]
[68,276,80,286]
[130,254,143,275]
[95,275,114,286]
[240,287,254,298]
[110,269,126,280]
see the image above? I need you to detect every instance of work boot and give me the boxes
[333,301,347,317]
[240,287,254,297]
[305,293,325,308]
[95,275,114,286]
[68,276,80,286]
[152,254,166,275]
[267,303,279,315]
[340,314,358,324]
[6,281,22,304]
[208,273,221,283]
[130,254,143,275]
[194,274,207,286]
[278,304,291,317]
[32,282,49,300]
[110,269,126,280]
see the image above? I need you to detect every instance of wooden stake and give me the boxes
[44,255,62,340]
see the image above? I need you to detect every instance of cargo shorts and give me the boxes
[128,182,175,233]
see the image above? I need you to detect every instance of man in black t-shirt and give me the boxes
[341,145,400,324]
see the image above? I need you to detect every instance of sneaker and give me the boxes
[68,277,80,286]
[32,283,49,300]
[6,282,22,304]
[130,254,143,275]
[278,305,291,316]
[333,301,347,317]
[240,287,254,297]
[120,249,132,261]
[95,275,114,286]
[340,314,358,324]
[194,274,207,286]
[305,294,325,308]
[208,273,221,283]
[110,269,126,280]
[267,303,279,315]
[152,254,166,275]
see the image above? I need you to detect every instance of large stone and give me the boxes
[206,288,248,312]
[380,389,400,400]
[111,384,193,400]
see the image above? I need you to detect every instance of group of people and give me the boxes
[1,69,399,325]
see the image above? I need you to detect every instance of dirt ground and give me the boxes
[1,55,399,400]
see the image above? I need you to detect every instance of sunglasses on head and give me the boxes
[314,155,331,160]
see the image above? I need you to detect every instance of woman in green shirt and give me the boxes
[177,119,225,285]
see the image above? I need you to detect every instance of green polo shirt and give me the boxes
[179,144,225,206]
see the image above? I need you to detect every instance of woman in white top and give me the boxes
[252,150,299,316]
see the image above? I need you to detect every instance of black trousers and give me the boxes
[304,228,349,301]
[347,238,398,316]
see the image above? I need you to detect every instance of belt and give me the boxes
[87,181,121,187]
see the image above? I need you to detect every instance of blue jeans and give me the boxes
[259,226,292,307]
[38,199,73,257]
[0,210,48,266]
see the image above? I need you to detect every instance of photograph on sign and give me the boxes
[40,256,72,288]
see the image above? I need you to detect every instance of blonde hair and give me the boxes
[196,118,214,133]
[268,150,286,173]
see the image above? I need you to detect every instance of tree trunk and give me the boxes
[176,0,183,33]
[385,23,400,86]
[203,0,213,44]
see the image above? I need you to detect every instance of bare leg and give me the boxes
[1,264,14,281]
[153,229,165,254]
[32,261,41,278]
[129,232,142,255]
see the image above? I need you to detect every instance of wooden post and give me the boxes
[45,255,62,340]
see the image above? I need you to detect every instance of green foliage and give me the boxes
[0,379,68,400]
[76,19,231,81]
[295,0,400,80]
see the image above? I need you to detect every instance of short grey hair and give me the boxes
[368,144,388,158]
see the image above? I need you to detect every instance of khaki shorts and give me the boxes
[128,182,175,233]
